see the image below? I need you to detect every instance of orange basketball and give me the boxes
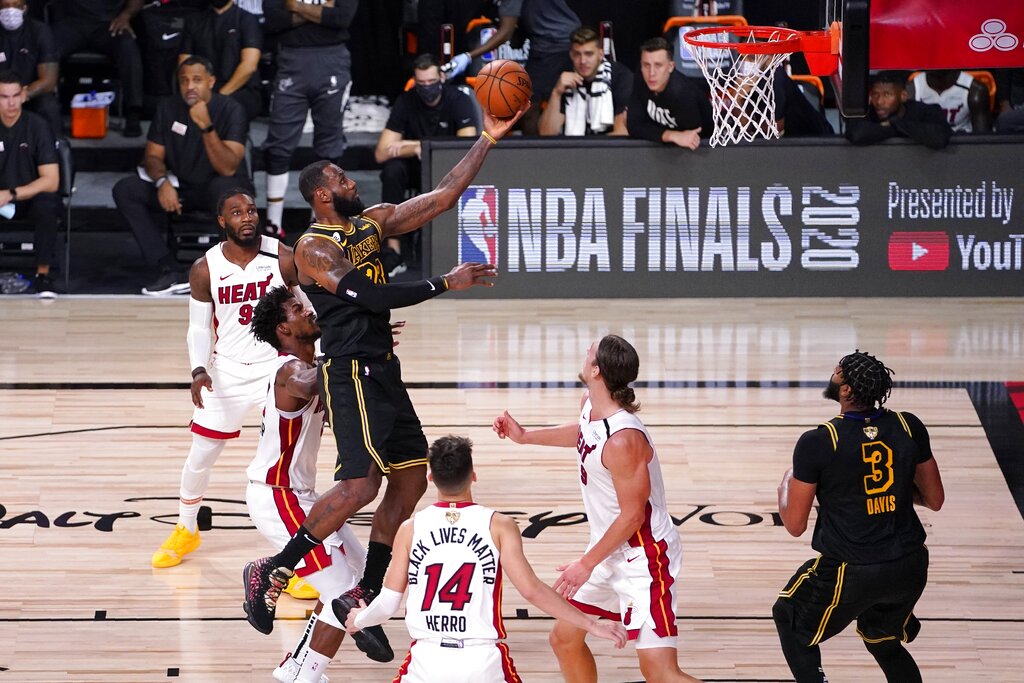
[474,60,532,119]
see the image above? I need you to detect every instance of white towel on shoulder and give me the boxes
[563,60,616,136]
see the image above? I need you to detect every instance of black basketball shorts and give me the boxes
[319,353,428,480]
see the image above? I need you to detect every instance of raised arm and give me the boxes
[367,105,528,239]
[492,411,579,447]
[493,514,627,648]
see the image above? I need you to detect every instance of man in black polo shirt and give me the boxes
[374,53,478,276]
[0,0,60,135]
[774,350,945,683]
[0,69,59,297]
[179,0,263,123]
[112,56,252,296]
[49,0,145,137]
[627,37,712,151]
[262,0,357,237]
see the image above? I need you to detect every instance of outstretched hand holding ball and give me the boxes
[474,60,532,138]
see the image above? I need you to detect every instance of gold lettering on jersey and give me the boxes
[346,234,381,266]
[865,494,897,515]
[863,426,878,439]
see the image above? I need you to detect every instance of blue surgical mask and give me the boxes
[415,82,443,104]
[0,8,24,32]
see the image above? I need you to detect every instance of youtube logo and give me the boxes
[888,232,949,271]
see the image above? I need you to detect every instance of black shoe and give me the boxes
[33,273,57,298]
[381,248,407,278]
[124,110,142,138]
[142,269,190,296]
[242,557,293,635]
[264,222,285,239]
[332,585,394,662]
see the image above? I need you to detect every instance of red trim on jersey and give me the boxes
[644,538,678,637]
[569,598,621,622]
[492,559,506,639]
[497,641,521,682]
[431,501,477,508]
[212,313,220,345]
[627,501,655,548]
[189,421,240,440]
[391,645,414,682]
[267,414,303,488]
[271,487,332,578]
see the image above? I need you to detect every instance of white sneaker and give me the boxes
[272,653,329,683]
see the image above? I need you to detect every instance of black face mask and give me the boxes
[333,193,365,218]
[822,378,842,402]
[415,82,443,104]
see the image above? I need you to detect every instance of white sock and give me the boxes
[266,172,289,228]
[178,434,226,532]
[296,648,330,683]
[290,611,318,668]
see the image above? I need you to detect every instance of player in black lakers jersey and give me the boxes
[242,102,529,661]
[773,351,945,683]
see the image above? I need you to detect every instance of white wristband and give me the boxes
[353,587,403,629]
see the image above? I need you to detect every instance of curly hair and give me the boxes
[249,286,294,350]
[839,349,895,408]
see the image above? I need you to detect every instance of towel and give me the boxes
[562,60,616,136]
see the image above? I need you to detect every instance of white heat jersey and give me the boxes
[405,503,506,642]
[912,71,974,133]
[246,355,325,491]
[207,235,286,364]
[577,399,675,553]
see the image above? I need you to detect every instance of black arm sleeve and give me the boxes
[891,104,953,150]
[336,267,448,313]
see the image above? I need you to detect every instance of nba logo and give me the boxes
[458,185,499,265]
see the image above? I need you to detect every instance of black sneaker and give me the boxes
[242,557,293,635]
[264,222,285,239]
[381,248,406,278]
[142,269,190,296]
[332,585,394,662]
[124,110,142,138]
[33,273,57,299]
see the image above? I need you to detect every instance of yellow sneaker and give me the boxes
[284,575,320,600]
[151,524,201,568]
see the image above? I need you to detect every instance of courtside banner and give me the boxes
[426,138,1024,298]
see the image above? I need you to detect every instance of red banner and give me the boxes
[870,0,1024,69]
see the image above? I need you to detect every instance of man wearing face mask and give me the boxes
[373,53,478,277]
[0,0,60,136]
[179,0,263,123]
[111,56,253,295]
[774,350,945,683]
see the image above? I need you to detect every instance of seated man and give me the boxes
[626,37,712,150]
[374,53,477,276]
[994,68,1024,133]
[49,0,145,137]
[0,0,60,135]
[538,25,632,137]
[180,0,263,123]
[908,69,992,134]
[112,56,253,296]
[846,71,953,149]
[0,70,59,297]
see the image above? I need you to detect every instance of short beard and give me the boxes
[822,379,842,402]
[333,194,366,217]
[226,229,259,248]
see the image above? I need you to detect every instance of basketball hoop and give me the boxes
[683,25,839,147]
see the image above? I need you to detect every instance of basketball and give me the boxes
[474,60,532,119]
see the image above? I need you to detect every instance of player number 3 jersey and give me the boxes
[577,399,676,554]
[405,502,507,642]
[207,236,286,364]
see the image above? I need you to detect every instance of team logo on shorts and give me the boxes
[445,511,461,525]
[863,426,878,439]
[623,602,634,626]
[458,185,499,265]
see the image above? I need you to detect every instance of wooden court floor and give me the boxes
[1,297,1023,682]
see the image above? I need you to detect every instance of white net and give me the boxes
[686,29,794,147]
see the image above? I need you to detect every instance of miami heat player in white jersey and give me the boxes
[576,398,674,551]
[572,397,682,645]
[911,71,974,133]
[405,502,506,642]
[207,235,286,364]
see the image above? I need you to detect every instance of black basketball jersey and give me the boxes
[792,409,932,564]
[297,217,392,360]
